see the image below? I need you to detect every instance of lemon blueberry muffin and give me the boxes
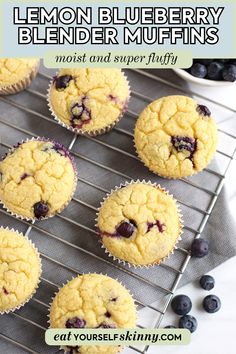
[50,273,136,354]
[0,58,39,95]
[0,138,77,220]
[134,95,218,179]
[48,68,130,136]
[97,182,182,266]
[0,227,41,313]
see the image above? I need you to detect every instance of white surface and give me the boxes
[124,78,236,354]
[173,68,235,87]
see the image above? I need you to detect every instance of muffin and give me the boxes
[97,181,182,267]
[0,58,40,95]
[0,138,77,220]
[0,227,41,314]
[48,68,130,136]
[134,95,218,179]
[50,273,136,354]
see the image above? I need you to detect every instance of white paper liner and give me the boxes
[0,137,78,221]
[47,70,131,137]
[48,273,137,354]
[96,180,184,269]
[0,226,42,315]
[0,60,40,95]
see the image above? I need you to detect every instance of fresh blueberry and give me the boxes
[196,104,211,117]
[207,61,224,80]
[33,202,49,219]
[195,59,212,65]
[190,63,207,78]
[116,220,136,238]
[199,275,215,291]
[171,295,192,315]
[191,238,209,258]
[65,317,86,328]
[218,59,230,63]
[54,75,72,90]
[203,295,221,313]
[171,136,196,154]
[222,65,236,82]
[165,325,176,328]
[179,315,197,333]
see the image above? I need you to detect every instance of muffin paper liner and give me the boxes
[0,137,78,222]
[0,226,42,315]
[48,273,137,354]
[95,179,184,269]
[0,60,40,95]
[47,70,130,137]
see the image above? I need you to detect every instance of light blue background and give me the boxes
[1,1,235,57]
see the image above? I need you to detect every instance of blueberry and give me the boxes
[147,220,165,233]
[196,104,211,117]
[203,295,221,313]
[207,61,224,80]
[54,75,72,90]
[171,136,196,154]
[190,63,207,78]
[195,59,212,65]
[70,99,91,128]
[105,311,111,318]
[33,201,49,219]
[116,220,136,238]
[199,275,215,290]
[191,238,209,258]
[65,317,86,328]
[222,65,236,82]
[218,59,230,63]
[165,325,176,328]
[171,295,192,315]
[20,173,30,181]
[179,315,197,333]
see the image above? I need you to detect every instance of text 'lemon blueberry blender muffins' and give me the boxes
[96,181,183,267]
[0,58,40,95]
[0,138,77,221]
[134,95,218,179]
[49,273,137,354]
[47,68,130,136]
[0,227,42,314]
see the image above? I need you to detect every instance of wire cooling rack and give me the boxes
[0,66,236,354]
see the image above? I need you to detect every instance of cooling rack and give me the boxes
[0,66,235,354]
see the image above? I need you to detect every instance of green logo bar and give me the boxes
[45,328,191,346]
[44,50,192,68]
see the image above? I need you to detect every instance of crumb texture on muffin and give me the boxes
[97,183,182,266]
[0,58,39,87]
[50,273,136,354]
[0,139,76,219]
[134,95,218,178]
[49,68,129,133]
[0,228,41,312]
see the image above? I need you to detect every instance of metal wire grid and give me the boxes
[0,68,235,354]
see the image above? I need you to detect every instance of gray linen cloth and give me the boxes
[0,64,235,353]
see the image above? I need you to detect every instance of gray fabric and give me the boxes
[0,63,235,353]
